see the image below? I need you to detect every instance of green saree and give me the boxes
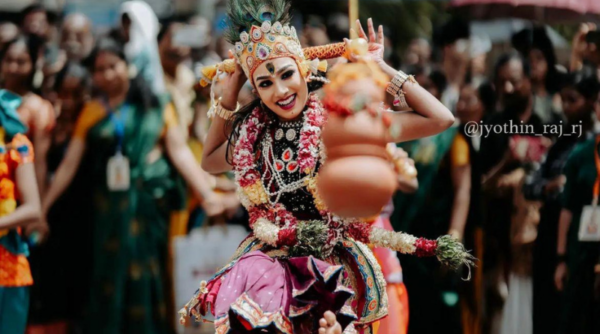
[391,127,464,334]
[559,138,600,334]
[83,99,185,334]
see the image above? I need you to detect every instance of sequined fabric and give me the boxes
[256,119,321,220]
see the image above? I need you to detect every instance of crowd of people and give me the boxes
[0,1,598,334]
[393,19,600,334]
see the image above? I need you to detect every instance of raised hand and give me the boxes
[353,18,385,64]
[343,18,398,78]
[212,50,248,109]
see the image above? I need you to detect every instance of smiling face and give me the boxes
[93,51,129,97]
[252,57,308,121]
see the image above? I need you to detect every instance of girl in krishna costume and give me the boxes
[180,0,474,332]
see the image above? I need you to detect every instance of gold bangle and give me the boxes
[386,71,417,110]
[214,98,240,120]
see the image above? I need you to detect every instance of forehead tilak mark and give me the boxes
[266,62,275,76]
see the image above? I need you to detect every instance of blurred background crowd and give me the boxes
[0,0,599,334]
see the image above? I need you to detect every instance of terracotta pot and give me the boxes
[317,113,397,218]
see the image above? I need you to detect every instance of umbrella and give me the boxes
[450,0,600,23]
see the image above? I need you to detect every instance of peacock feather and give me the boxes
[224,0,292,43]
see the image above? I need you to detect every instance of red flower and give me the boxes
[345,222,372,243]
[277,228,297,247]
[414,238,437,257]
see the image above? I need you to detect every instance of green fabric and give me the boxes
[558,137,600,334]
[0,286,29,334]
[85,97,184,334]
[0,90,26,139]
[391,126,458,235]
[392,126,463,334]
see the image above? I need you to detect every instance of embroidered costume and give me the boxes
[181,1,472,333]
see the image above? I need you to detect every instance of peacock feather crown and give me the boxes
[234,21,306,79]
[225,0,310,80]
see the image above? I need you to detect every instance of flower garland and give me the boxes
[233,93,328,250]
[233,106,268,205]
[232,94,474,273]
[234,93,326,207]
[297,94,326,174]
[0,134,31,238]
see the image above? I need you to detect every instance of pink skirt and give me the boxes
[185,237,388,334]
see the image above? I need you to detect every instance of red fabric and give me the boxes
[451,0,600,12]
[201,278,223,317]
[377,283,409,334]
[450,0,600,22]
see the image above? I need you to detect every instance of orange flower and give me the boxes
[0,199,17,216]
[8,134,34,165]
[0,161,9,179]
[0,178,15,200]
[244,181,268,205]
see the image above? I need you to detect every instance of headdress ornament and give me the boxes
[198,0,351,87]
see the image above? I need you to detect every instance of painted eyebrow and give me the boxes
[255,65,294,82]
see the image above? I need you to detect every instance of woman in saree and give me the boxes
[0,34,55,197]
[180,0,470,332]
[42,38,223,333]
[0,90,42,333]
[554,75,600,334]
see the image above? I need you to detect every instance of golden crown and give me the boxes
[234,21,307,79]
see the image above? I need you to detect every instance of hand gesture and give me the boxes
[25,218,50,245]
[201,193,225,218]
[212,50,248,106]
[572,23,600,68]
[344,18,385,64]
[544,175,566,195]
